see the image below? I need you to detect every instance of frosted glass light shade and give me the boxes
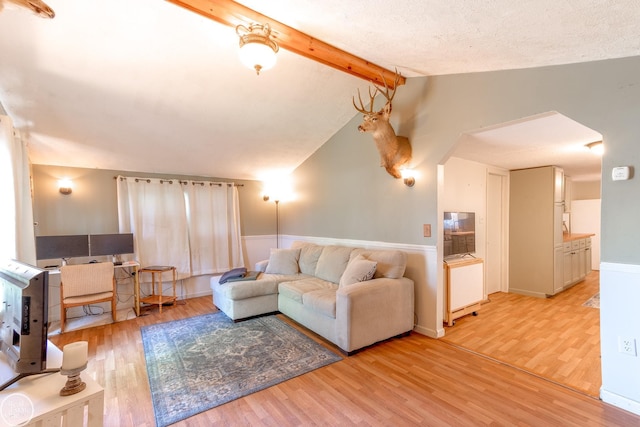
[239,42,277,74]
[236,23,279,75]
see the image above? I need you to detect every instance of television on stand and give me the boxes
[443,212,476,259]
[0,259,56,390]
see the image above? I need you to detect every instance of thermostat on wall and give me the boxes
[612,166,630,181]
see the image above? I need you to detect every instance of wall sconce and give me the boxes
[586,141,604,155]
[58,178,73,195]
[236,23,279,75]
[400,169,415,187]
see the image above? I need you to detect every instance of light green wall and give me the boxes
[32,165,273,237]
[287,56,640,263]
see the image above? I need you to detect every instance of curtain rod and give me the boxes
[114,176,243,187]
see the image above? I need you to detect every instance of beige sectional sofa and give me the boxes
[211,241,415,354]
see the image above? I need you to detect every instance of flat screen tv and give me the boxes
[0,259,50,389]
[443,212,476,258]
[35,234,89,260]
[89,233,134,257]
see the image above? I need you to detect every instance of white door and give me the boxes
[486,172,506,294]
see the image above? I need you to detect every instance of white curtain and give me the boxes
[117,177,191,278]
[117,176,244,278]
[185,182,244,275]
[0,116,36,264]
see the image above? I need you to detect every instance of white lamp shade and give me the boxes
[239,42,277,72]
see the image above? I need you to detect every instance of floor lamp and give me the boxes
[263,195,280,248]
[275,199,280,248]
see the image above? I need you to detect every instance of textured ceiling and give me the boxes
[1,0,639,180]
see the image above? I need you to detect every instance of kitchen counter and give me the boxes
[563,233,595,242]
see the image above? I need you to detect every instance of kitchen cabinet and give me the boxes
[585,238,592,273]
[562,235,593,289]
[509,166,565,298]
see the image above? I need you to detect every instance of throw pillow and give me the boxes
[339,255,377,287]
[349,249,407,279]
[265,248,301,275]
[292,242,324,275]
[315,245,353,283]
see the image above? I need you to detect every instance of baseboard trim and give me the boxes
[413,325,443,339]
[600,389,640,416]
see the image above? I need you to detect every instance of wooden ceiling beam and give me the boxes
[165,0,405,88]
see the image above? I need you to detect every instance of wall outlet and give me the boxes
[618,337,637,356]
[423,224,431,237]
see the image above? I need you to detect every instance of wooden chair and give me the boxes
[60,262,116,333]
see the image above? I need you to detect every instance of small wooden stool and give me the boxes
[138,266,177,313]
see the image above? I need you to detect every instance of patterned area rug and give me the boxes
[141,312,342,426]
[583,292,600,309]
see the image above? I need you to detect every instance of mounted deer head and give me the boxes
[0,0,55,18]
[353,71,411,179]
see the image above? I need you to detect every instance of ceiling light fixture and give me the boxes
[586,141,604,155]
[236,23,279,75]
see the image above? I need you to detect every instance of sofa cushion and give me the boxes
[218,276,279,300]
[278,277,337,304]
[339,255,377,287]
[302,289,337,318]
[291,241,324,275]
[315,245,353,284]
[265,248,301,275]
[349,249,407,279]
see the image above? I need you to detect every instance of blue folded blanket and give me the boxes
[225,271,260,282]
[219,267,247,284]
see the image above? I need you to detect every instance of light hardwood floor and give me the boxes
[442,270,602,397]
[49,284,639,426]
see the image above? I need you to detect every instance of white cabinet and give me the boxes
[444,258,483,326]
[562,236,592,290]
[585,238,592,273]
[563,242,573,288]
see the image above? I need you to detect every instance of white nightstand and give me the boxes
[0,342,104,426]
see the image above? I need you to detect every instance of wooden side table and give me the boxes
[137,266,177,314]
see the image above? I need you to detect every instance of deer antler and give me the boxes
[0,0,55,18]
[352,70,401,114]
[375,71,400,103]
[352,86,379,115]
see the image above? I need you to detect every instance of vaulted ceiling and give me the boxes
[1,0,639,180]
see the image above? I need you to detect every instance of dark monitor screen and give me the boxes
[35,235,90,260]
[89,233,134,256]
[443,212,476,257]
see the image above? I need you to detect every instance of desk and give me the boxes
[0,342,104,426]
[46,262,140,325]
[136,266,177,315]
